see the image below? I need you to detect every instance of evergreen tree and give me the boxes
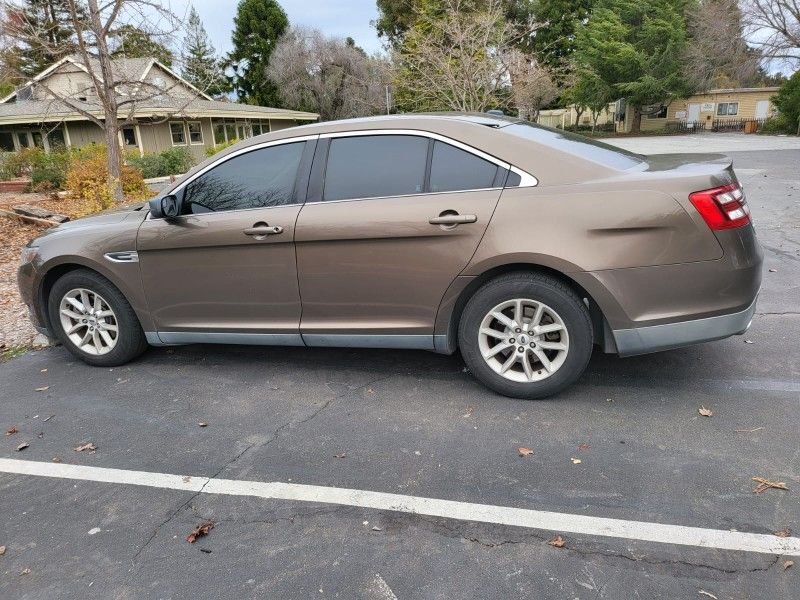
[11,0,78,76]
[227,0,288,106]
[182,7,227,97]
[110,25,175,66]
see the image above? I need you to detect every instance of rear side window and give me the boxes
[183,141,305,213]
[323,135,428,201]
[429,141,499,192]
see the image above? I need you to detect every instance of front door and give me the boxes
[295,133,506,348]
[687,103,701,125]
[137,139,314,343]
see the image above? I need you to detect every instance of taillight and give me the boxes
[689,183,751,230]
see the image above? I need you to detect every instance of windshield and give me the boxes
[505,122,645,171]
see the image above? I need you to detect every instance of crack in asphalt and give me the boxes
[128,372,400,564]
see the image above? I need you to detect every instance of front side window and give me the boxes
[429,141,499,193]
[717,102,739,116]
[187,122,203,144]
[0,132,14,151]
[122,127,137,146]
[323,135,428,201]
[170,122,186,145]
[182,141,305,213]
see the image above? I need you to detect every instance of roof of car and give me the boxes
[287,112,522,133]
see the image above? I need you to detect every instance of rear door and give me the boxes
[295,131,507,348]
[137,137,315,343]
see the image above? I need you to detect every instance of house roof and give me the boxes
[0,96,318,126]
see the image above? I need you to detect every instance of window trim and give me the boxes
[169,121,187,146]
[312,129,536,204]
[716,102,739,116]
[187,121,204,145]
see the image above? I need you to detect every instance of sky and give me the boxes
[181,0,383,56]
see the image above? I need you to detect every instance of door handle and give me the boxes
[428,213,477,225]
[243,224,284,236]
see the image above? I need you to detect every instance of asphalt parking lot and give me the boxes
[1,138,799,599]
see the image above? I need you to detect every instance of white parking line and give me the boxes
[1,457,798,556]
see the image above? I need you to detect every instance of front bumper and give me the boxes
[612,293,758,356]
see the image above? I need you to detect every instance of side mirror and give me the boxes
[148,194,181,219]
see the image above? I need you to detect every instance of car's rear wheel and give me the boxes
[48,269,148,367]
[458,272,593,399]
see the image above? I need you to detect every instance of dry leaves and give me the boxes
[578,443,590,452]
[698,406,713,417]
[697,591,718,600]
[752,477,788,494]
[74,442,97,452]
[571,457,582,464]
[0,545,6,556]
[16,442,28,451]
[784,560,794,571]
[774,528,791,538]
[20,567,31,575]
[548,535,566,548]
[5,426,17,435]
[186,521,214,543]
[334,452,347,459]
[197,422,208,428]
[34,386,49,392]
[518,447,534,457]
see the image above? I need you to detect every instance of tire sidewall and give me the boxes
[459,276,593,399]
[47,270,145,367]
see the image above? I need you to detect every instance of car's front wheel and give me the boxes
[458,272,593,399]
[47,269,148,367]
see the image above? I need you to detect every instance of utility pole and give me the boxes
[385,85,391,115]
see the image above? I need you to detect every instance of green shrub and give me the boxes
[771,71,800,135]
[29,150,71,191]
[128,146,194,178]
[759,115,792,134]
[205,138,239,157]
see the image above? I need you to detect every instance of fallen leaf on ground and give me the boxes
[20,568,31,575]
[371,526,382,531]
[74,442,97,452]
[698,591,718,600]
[784,560,794,570]
[578,443,590,451]
[5,426,17,435]
[768,268,777,273]
[571,457,582,464]
[548,535,566,548]
[197,422,208,427]
[40,368,47,372]
[200,548,212,554]
[0,545,6,555]
[698,406,713,417]
[366,388,375,395]
[744,339,754,344]
[334,452,347,459]
[186,521,214,543]
[518,447,534,457]
[16,442,29,451]
[43,415,54,422]
[774,528,792,538]
[52,456,61,463]
[734,427,763,433]
[752,477,788,494]
[34,386,49,392]
[463,406,474,418]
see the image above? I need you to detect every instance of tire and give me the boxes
[458,272,593,399]
[47,269,148,367]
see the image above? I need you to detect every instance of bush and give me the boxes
[205,138,239,157]
[759,115,792,134]
[128,146,194,178]
[771,71,800,135]
[29,150,71,191]
[66,145,151,215]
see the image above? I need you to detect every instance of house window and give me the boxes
[225,122,237,143]
[187,122,204,144]
[651,106,668,119]
[213,121,226,144]
[717,102,739,116]
[0,132,14,151]
[122,127,137,146]
[252,121,262,136]
[47,127,66,150]
[170,122,186,145]
[16,131,31,148]
[31,131,44,148]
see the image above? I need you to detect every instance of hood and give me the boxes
[34,203,147,241]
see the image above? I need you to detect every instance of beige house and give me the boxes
[0,56,318,161]
[634,87,779,132]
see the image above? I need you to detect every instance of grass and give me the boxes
[1,345,30,362]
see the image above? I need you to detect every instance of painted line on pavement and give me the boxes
[1,457,798,557]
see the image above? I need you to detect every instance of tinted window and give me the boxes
[505,122,644,171]
[429,141,498,192]
[324,135,428,201]
[183,142,305,213]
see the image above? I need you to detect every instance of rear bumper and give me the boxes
[612,293,758,356]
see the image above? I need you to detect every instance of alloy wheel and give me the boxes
[58,288,119,355]
[477,298,569,383]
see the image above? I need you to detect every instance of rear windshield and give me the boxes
[504,122,645,171]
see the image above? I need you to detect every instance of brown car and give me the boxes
[17,114,762,398]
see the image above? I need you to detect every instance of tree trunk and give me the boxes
[104,122,123,203]
[631,105,642,134]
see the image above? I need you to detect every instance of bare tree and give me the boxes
[742,0,800,65]
[506,49,561,120]
[1,0,201,201]
[686,0,760,89]
[267,26,388,120]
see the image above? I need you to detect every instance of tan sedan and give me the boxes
[18,114,762,398]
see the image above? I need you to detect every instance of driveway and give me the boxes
[605,131,800,154]
[1,149,798,599]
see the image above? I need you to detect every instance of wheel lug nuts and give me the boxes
[518,346,524,352]
[509,338,515,344]
[515,328,521,333]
